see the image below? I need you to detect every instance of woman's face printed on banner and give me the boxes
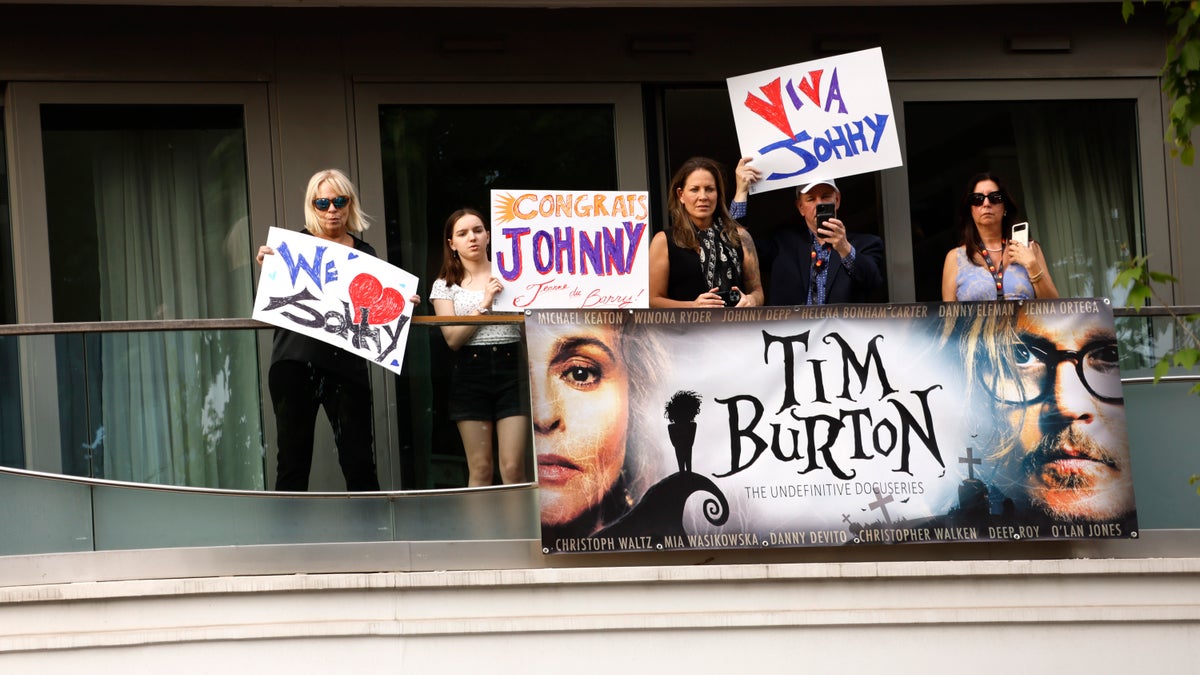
[529,323,631,528]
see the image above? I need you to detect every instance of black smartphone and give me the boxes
[815,202,836,241]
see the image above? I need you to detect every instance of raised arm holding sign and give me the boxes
[726,47,902,196]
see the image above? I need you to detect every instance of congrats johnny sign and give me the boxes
[253,227,418,375]
[727,47,902,195]
[527,300,1137,555]
[490,190,650,310]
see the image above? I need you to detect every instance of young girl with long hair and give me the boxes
[429,208,529,486]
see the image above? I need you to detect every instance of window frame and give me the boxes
[3,82,276,475]
[883,78,1171,304]
[351,82,647,488]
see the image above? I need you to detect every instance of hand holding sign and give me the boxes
[253,227,419,375]
[726,47,902,195]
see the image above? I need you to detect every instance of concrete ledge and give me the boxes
[3,528,1200,588]
[2,555,1199,662]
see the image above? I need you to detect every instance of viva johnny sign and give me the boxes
[527,300,1137,554]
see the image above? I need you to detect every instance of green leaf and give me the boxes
[1173,347,1200,370]
[1183,143,1196,166]
[1191,382,1200,396]
[1113,263,1145,288]
[1154,356,1171,383]
[1122,0,1135,22]
[1126,284,1153,308]
[1183,41,1200,72]
[1149,270,1181,283]
[1179,7,1199,32]
[1171,95,1192,120]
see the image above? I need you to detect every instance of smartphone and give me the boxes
[815,202,836,241]
[1011,221,1029,247]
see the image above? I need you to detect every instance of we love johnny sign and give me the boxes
[253,227,419,375]
[727,47,902,195]
[490,190,650,311]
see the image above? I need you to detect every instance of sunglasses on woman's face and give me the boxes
[313,196,350,211]
[969,191,1004,207]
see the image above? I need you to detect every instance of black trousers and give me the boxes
[268,360,379,491]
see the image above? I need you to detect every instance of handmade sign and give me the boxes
[490,190,650,310]
[727,47,902,195]
[253,227,418,375]
[526,300,1137,554]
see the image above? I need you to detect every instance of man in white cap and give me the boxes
[730,159,885,305]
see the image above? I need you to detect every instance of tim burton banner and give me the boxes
[490,190,650,310]
[527,299,1137,554]
[727,47,902,196]
[253,227,419,375]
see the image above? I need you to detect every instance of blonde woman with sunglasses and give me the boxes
[255,168,419,491]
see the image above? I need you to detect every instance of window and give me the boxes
[905,100,1143,303]
[378,103,619,488]
[6,83,275,488]
[354,82,645,488]
[655,86,888,302]
[0,98,24,469]
[37,103,264,487]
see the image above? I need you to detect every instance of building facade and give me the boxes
[1,1,1198,669]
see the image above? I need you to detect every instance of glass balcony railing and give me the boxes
[0,314,534,493]
[0,307,1198,557]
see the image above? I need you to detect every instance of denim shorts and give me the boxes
[448,342,530,422]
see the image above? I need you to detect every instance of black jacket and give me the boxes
[757,225,885,306]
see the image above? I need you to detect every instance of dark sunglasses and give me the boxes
[969,191,1004,207]
[313,196,350,211]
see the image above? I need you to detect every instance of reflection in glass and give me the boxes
[40,105,264,488]
[0,104,23,469]
[379,104,617,489]
[1115,313,1200,375]
[905,100,1143,303]
[23,331,266,489]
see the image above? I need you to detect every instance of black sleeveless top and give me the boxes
[665,232,745,302]
[269,229,377,387]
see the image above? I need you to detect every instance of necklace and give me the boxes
[980,246,1006,298]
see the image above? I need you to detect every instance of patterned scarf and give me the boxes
[695,218,743,292]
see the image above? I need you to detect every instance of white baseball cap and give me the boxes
[796,179,839,196]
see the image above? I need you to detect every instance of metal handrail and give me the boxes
[0,314,523,336]
[0,463,535,498]
[1,304,1194,337]
[1112,306,1200,317]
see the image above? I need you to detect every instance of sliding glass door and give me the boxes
[882,78,1170,305]
[6,83,276,488]
[355,83,646,489]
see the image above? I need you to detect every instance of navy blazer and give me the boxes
[757,225,885,306]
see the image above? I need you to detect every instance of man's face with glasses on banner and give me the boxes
[979,309,1135,523]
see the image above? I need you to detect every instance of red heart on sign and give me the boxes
[348,273,405,325]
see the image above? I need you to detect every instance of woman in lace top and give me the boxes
[430,208,529,486]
